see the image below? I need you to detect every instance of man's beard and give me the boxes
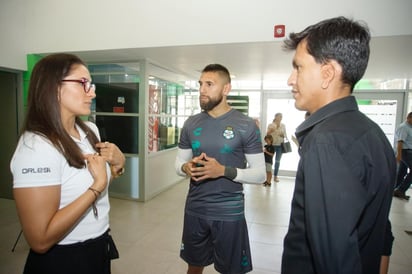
[200,94,223,112]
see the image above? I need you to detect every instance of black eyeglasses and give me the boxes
[61,78,96,93]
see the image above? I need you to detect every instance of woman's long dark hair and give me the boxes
[22,53,99,168]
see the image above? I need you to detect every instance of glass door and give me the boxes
[261,91,306,176]
[353,90,406,147]
[262,90,407,176]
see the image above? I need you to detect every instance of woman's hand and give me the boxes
[15,153,108,254]
[96,141,126,172]
[84,153,108,191]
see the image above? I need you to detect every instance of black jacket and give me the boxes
[282,96,396,274]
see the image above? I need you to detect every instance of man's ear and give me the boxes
[321,60,341,89]
[223,83,232,95]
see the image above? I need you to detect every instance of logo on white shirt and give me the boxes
[22,167,51,174]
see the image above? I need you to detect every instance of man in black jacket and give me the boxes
[281,17,396,274]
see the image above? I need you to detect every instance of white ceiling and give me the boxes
[70,35,412,88]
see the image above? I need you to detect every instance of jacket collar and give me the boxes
[296,96,359,137]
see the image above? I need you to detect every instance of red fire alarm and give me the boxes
[274,25,285,38]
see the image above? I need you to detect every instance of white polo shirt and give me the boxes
[10,122,110,244]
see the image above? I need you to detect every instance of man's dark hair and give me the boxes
[202,64,231,83]
[283,16,370,91]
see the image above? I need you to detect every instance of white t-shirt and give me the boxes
[10,122,110,244]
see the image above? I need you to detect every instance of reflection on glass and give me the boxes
[148,77,200,152]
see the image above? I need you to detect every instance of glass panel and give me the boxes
[109,156,139,199]
[89,63,140,83]
[265,98,307,173]
[148,77,191,152]
[229,90,261,119]
[357,99,397,144]
[95,83,139,113]
[95,115,138,155]
[88,62,140,156]
[227,95,249,115]
[88,63,141,200]
[355,79,409,90]
[264,91,405,175]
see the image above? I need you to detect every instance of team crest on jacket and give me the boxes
[223,126,235,139]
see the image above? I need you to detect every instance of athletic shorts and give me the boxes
[265,163,272,172]
[180,213,253,274]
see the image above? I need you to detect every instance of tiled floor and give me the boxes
[1,177,412,274]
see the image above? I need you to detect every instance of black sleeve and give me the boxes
[304,143,365,274]
[382,220,394,256]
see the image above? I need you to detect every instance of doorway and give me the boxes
[262,90,406,176]
[261,91,306,176]
[0,71,19,199]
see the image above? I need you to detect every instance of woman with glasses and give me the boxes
[10,53,125,274]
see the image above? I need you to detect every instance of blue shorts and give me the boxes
[180,213,253,273]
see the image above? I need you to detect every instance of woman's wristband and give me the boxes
[88,187,101,217]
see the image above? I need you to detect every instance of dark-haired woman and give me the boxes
[10,53,125,274]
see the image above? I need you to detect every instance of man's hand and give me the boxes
[189,153,225,181]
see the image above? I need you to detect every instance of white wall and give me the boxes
[1,0,411,70]
[0,1,29,70]
[147,149,183,200]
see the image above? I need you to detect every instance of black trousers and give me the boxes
[397,149,412,193]
[23,230,119,274]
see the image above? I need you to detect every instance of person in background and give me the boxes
[281,16,396,274]
[175,64,265,274]
[393,112,412,200]
[263,135,275,186]
[10,53,125,274]
[266,113,286,182]
[395,161,408,190]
